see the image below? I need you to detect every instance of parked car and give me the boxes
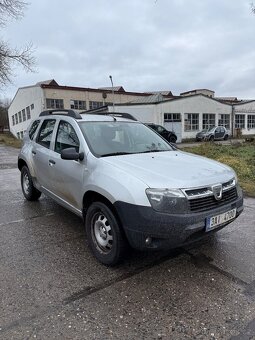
[146,123,177,143]
[18,110,243,265]
[196,126,229,141]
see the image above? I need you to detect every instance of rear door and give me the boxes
[32,119,56,189]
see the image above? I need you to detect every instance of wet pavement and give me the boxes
[0,144,254,339]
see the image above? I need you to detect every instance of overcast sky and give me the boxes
[2,0,255,100]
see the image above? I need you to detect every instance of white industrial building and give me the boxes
[110,92,255,142]
[8,79,172,138]
[8,81,255,141]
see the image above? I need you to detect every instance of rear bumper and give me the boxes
[114,196,244,250]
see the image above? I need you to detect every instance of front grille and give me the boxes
[189,187,237,212]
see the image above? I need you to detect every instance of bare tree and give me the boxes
[0,0,35,87]
[251,2,255,13]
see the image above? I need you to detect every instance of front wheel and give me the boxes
[209,135,214,142]
[21,166,41,201]
[85,202,127,266]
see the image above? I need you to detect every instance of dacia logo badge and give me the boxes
[212,184,223,201]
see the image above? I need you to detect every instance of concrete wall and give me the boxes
[8,86,44,137]
[234,101,255,135]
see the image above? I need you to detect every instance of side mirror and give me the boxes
[61,147,84,161]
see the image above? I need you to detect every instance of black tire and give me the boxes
[85,202,127,266]
[169,135,177,143]
[224,134,228,140]
[21,166,41,201]
[209,135,214,142]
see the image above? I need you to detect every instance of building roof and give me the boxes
[129,94,167,104]
[98,86,125,92]
[36,79,59,86]
[180,88,215,95]
[145,90,173,96]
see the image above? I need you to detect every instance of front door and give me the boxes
[48,120,86,212]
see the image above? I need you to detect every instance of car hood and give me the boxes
[102,151,234,189]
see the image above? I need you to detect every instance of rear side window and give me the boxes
[55,121,80,153]
[37,120,56,149]
[28,120,40,140]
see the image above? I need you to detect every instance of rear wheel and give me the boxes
[85,202,127,266]
[169,135,177,143]
[21,166,41,201]
[224,134,228,140]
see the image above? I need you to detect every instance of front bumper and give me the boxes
[114,196,243,250]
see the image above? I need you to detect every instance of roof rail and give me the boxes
[82,110,137,121]
[39,109,82,119]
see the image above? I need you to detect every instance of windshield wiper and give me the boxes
[101,152,132,157]
[139,149,169,154]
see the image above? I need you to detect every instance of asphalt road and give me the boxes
[0,144,254,340]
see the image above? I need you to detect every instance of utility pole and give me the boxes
[109,75,115,113]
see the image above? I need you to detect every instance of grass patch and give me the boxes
[0,133,22,148]
[182,142,255,197]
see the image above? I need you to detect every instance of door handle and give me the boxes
[49,159,56,166]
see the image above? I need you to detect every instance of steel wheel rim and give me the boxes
[92,212,113,253]
[23,172,30,195]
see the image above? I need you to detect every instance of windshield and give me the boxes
[79,121,174,157]
[208,126,216,132]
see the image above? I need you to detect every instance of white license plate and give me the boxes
[206,208,236,231]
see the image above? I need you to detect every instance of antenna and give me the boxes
[109,75,115,113]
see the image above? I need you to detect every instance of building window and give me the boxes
[70,100,86,110]
[17,132,20,139]
[202,113,215,129]
[247,115,255,129]
[26,106,31,120]
[18,111,22,123]
[184,113,199,131]
[22,109,26,121]
[218,114,230,129]
[15,113,18,124]
[164,113,181,122]
[46,98,64,109]
[20,131,24,139]
[12,115,15,126]
[31,104,34,110]
[235,114,245,129]
[89,101,103,110]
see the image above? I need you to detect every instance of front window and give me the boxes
[184,113,199,131]
[55,121,80,153]
[79,121,173,157]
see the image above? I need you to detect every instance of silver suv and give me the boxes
[18,110,243,265]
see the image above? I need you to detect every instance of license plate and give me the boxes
[206,208,236,231]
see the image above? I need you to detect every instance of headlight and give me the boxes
[146,188,189,214]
